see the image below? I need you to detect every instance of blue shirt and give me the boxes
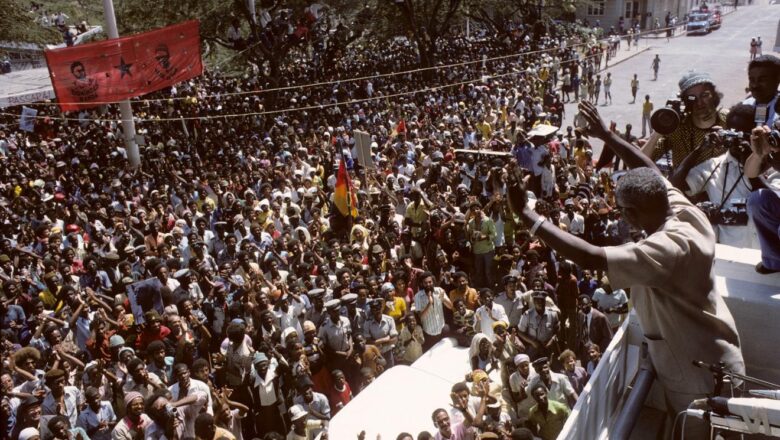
[1,304,25,329]
[513,143,534,171]
[578,279,599,298]
[77,401,116,440]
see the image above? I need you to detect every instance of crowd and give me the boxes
[0,4,778,440]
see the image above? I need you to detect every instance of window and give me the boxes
[588,1,605,15]
[625,1,639,18]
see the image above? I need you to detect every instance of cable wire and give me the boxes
[0,49,607,123]
[19,24,676,107]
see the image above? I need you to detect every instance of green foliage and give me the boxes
[0,0,61,44]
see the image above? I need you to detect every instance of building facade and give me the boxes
[575,0,702,31]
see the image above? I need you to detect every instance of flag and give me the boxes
[19,106,38,132]
[391,119,406,137]
[334,157,358,218]
[45,20,203,111]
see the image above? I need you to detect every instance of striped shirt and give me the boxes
[414,288,447,336]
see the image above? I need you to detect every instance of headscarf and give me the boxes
[281,327,299,349]
[468,333,492,361]
[18,428,40,440]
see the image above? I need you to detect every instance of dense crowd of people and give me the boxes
[1,3,779,440]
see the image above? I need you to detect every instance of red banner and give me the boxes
[45,20,202,111]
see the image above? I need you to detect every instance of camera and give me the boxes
[720,198,749,226]
[650,99,684,135]
[696,199,749,226]
[767,129,780,148]
[717,129,744,149]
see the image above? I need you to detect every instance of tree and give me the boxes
[0,0,61,44]
[373,0,465,74]
[463,0,579,41]
[116,0,365,91]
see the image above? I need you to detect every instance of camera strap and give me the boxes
[718,162,745,209]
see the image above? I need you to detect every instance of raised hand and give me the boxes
[578,101,610,139]
[505,166,528,217]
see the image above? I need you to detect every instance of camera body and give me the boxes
[696,199,749,226]
[717,129,752,159]
[767,129,780,148]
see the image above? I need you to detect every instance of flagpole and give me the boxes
[102,0,140,168]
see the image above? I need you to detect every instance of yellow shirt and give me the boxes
[642,101,654,115]
[476,121,493,139]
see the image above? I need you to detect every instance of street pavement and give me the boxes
[559,0,780,157]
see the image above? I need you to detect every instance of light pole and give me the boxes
[102,0,140,168]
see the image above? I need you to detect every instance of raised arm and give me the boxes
[506,167,607,271]
[579,101,659,172]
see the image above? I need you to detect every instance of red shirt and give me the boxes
[135,325,171,349]
[327,382,353,416]
[86,330,115,362]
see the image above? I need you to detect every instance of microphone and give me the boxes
[692,360,726,374]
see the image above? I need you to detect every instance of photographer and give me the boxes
[669,104,759,247]
[742,55,780,126]
[641,71,728,170]
[745,123,780,274]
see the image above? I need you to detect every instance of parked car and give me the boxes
[687,11,712,34]
[711,10,722,28]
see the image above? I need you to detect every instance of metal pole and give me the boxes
[612,343,656,440]
[102,0,140,168]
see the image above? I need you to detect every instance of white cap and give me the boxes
[289,404,308,421]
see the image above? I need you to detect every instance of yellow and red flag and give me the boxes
[391,119,406,137]
[334,157,358,218]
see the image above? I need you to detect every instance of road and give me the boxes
[559,0,780,156]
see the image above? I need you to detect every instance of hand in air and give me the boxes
[578,101,610,139]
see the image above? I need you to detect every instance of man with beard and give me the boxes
[68,61,99,102]
[641,71,728,169]
[414,272,453,351]
[112,392,152,440]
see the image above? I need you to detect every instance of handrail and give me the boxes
[611,343,656,440]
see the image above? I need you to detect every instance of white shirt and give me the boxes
[686,152,758,248]
[474,303,508,341]
[168,380,211,439]
[561,212,585,236]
